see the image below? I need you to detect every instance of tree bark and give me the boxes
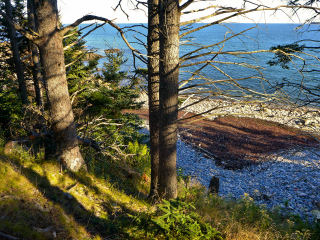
[158,0,180,199]
[148,0,160,200]
[33,0,86,172]
[4,0,28,105]
[27,0,43,111]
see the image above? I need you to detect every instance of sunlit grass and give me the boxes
[0,142,319,239]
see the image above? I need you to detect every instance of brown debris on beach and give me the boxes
[124,106,319,169]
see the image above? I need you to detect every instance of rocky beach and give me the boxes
[137,92,320,221]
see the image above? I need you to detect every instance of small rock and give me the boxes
[62,213,70,223]
[298,192,307,197]
[64,192,73,200]
[287,206,294,210]
[297,204,304,209]
[262,193,273,200]
[311,210,320,222]
[252,189,262,200]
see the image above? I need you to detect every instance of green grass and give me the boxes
[0,141,320,239]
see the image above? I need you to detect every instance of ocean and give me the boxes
[81,23,320,103]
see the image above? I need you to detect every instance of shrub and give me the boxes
[152,199,223,239]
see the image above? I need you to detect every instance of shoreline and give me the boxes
[136,92,320,136]
[137,93,320,222]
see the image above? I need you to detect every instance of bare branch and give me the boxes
[113,0,129,20]
[182,4,218,15]
[179,76,264,92]
[180,27,256,63]
[180,5,320,37]
[0,9,35,40]
[181,7,246,26]
[77,137,101,152]
[63,23,106,51]
[60,15,147,63]
[179,0,194,12]
[0,231,19,240]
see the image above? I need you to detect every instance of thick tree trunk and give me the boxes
[4,0,28,105]
[148,0,160,200]
[27,0,43,111]
[158,0,180,199]
[33,0,86,172]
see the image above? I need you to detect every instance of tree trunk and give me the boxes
[33,0,86,172]
[4,0,28,105]
[148,0,160,200]
[27,0,43,111]
[158,0,180,199]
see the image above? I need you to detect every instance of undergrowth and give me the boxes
[1,139,320,239]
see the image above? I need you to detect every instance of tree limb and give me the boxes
[182,4,218,14]
[77,137,101,152]
[0,9,35,40]
[61,15,147,63]
[179,0,194,12]
[0,232,18,240]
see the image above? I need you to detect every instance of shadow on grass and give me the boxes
[0,154,150,240]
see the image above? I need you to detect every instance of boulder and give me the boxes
[4,141,20,155]
[4,140,28,155]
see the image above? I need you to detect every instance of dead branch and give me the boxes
[63,23,106,51]
[181,7,246,27]
[180,5,320,37]
[0,232,18,240]
[182,4,218,14]
[180,27,256,61]
[62,15,147,64]
[179,0,195,12]
[0,9,35,40]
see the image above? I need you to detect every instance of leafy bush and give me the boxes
[126,140,150,174]
[153,199,223,239]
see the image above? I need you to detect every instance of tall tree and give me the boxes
[30,0,86,171]
[3,0,28,105]
[158,0,180,199]
[147,0,160,200]
[27,0,43,110]
[1,0,146,172]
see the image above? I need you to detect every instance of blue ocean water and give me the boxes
[81,23,320,101]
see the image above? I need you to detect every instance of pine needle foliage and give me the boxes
[267,43,305,69]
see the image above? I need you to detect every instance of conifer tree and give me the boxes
[147,0,160,200]
[1,0,28,104]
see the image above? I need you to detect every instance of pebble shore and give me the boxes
[138,93,320,221]
[137,92,320,135]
